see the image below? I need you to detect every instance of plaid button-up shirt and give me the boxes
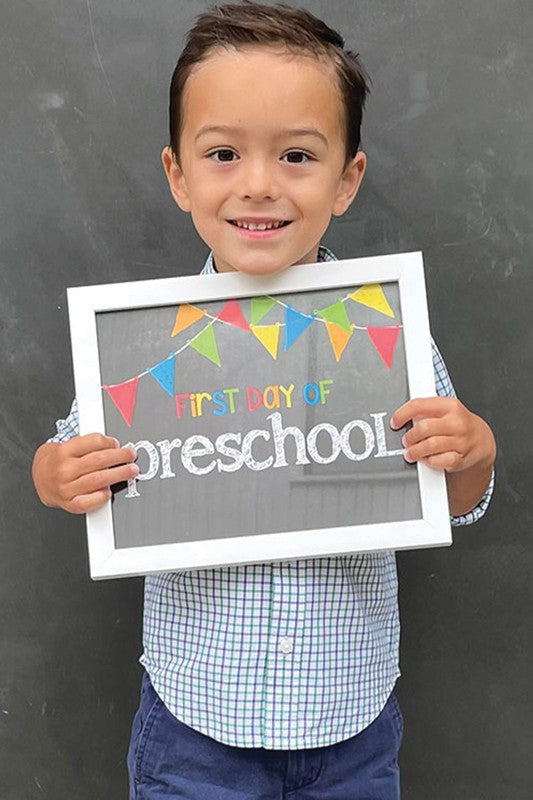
[50,246,493,748]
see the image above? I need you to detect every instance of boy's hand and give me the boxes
[390,397,494,472]
[32,434,139,514]
[390,397,496,516]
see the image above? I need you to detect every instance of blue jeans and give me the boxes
[128,672,403,799]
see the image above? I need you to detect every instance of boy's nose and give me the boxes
[238,159,280,201]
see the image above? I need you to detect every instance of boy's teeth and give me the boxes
[234,220,286,230]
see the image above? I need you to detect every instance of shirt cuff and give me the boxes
[47,398,80,443]
[450,467,495,527]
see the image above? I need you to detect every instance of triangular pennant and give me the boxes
[284,306,315,351]
[324,321,352,362]
[171,304,206,337]
[250,323,280,359]
[189,324,221,366]
[148,354,175,397]
[366,325,401,369]
[251,296,276,325]
[217,299,249,330]
[103,377,139,427]
[315,299,352,333]
[350,284,394,318]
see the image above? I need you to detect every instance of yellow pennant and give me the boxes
[349,284,394,318]
[250,323,280,359]
[171,304,206,337]
[325,321,353,362]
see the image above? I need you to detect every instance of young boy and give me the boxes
[32,3,496,798]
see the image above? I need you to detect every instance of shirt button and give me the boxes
[279,637,293,655]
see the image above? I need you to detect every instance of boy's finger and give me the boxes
[79,446,138,473]
[423,451,462,472]
[391,397,450,429]
[66,489,113,515]
[64,433,120,457]
[404,435,456,463]
[70,463,140,497]
[402,417,458,447]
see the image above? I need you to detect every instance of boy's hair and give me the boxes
[168,1,370,165]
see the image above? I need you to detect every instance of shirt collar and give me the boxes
[200,245,337,275]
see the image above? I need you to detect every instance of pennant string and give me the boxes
[104,315,401,387]
[192,287,394,333]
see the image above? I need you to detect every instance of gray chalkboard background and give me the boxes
[1,1,530,798]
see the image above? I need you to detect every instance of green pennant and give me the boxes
[189,324,221,367]
[251,296,276,325]
[315,300,352,333]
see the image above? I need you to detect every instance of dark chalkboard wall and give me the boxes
[1,1,530,797]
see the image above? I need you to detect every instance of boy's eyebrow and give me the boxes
[280,127,328,146]
[195,125,328,146]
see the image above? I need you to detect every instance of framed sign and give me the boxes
[68,252,451,579]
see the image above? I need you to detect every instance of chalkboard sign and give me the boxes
[68,252,451,578]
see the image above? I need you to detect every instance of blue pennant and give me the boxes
[284,305,315,351]
[148,354,175,397]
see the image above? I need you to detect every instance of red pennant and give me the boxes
[366,325,400,369]
[216,300,249,330]
[103,377,139,427]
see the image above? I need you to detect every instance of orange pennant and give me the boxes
[325,321,352,362]
[171,304,206,337]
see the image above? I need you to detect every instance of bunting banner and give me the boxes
[251,296,276,325]
[148,354,175,397]
[366,325,401,369]
[350,284,394,318]
[189,324,221,367]
[217,299,249,330]
[284,305,315,351]
[103,377,139,427]
[316,299,352,333]
[171,304,206,337]
[250,323,280,359]
[102,283,403,427]
[324,321,353,362]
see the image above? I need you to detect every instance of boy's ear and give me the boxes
[332,151,367,216]
[161,146,191,212]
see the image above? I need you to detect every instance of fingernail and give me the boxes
[390,417,397,429]
[131,464,140,476]
[129,447,138,460]
[113,437,120,447]
[404,450,414,463]
[401,435,407,447]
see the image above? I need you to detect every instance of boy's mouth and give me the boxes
[228,219,292,231]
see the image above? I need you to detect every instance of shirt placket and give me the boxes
[260,560,306,748]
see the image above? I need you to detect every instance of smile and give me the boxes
[229,219,292,231]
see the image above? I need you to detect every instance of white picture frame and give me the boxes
[68,251,451,579]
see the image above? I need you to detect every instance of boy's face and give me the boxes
[162,47,366,275]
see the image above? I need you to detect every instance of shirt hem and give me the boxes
[141,658,401,750]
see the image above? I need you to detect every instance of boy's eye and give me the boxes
[209,149,238,163]
[282,151,312,164]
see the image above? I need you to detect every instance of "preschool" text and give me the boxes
[124,409,404,496]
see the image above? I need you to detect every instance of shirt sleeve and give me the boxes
[47,398,80,443]
[431,340,494,527]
